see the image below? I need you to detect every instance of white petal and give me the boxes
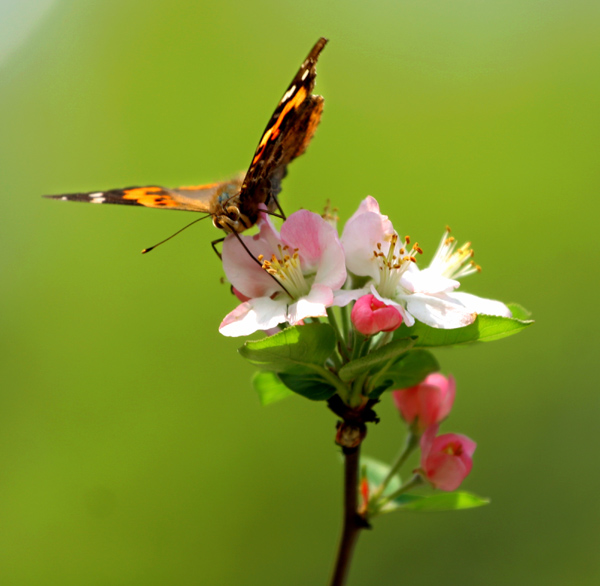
[333,287,370,308]
[219,297,287,337]
[288,283,332,324]
[446,292,513,318]
[405,293,477,329]
[403,266,459,295]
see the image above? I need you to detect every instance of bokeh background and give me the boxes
[1,1,598,584]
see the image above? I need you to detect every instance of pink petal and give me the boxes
[346,196,386,223]
[419,385,444,427]
[419,424,439,461]
[425,454,470,491]
[281,210,347,290]
[370,286,414,327]
[351,294,403,335]
[392,387,420,424]
[342,208,395,280]
[222,232,280,299]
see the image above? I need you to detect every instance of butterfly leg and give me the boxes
[271,194,287,220]
[211,237,225,259]
[229,231,293,298]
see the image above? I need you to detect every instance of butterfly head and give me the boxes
[212,204,254,234]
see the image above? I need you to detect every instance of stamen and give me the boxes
[371,233,418,299]
[429,227,480,279]
[260,245,310,299]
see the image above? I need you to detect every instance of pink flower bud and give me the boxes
[351,294,403,336]
[391,373,456,431]
[419,424,477,491]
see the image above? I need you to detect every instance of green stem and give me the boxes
[377,474,424,510]
[311,365,350,402]
[374,330,393,350]
[370,431,419,503]
[327,308,350,362]
[340,302,350,342]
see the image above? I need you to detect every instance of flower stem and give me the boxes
[327,307,351,362]
[377,474,424,509]
[370,431,419,504]
[330,444,368,586]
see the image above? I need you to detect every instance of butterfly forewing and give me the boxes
[44,37,328,238]
[44,179,244,213]
[238,38,328,218]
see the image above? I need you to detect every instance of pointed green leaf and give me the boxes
[394,491,490,511]
[278,372,337,401]
[338,338,415,382]
[239,323,336,374]
[252,371,294,406]
[395,312,533,348]
[506,303,532,321]
[369,350,439,398]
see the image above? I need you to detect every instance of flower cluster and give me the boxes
[219,196,511,336]
[218,196,529,519]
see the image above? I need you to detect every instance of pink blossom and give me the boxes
[392,373,456,432]
[351,294,403,336]
[419,424,476,491]
[219,210,347,337]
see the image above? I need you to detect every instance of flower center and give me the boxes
[260,245,310,300]
[429,227,481,280]
[442,441,463,457]
[373,234,422,299]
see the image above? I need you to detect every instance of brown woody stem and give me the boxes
[330,444,369,586]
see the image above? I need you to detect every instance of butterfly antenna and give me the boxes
[231,231,292,298]
[141,215,211,254]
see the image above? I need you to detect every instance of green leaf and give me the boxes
[252,371,294,406]
[506,303,532,321]
[338,338,415,382]
[361,455,402,496]
[239,323,336,374]
[278,372,337,401]
[369,350,439,398]
[394,491,490,512]
[395,312,533,348]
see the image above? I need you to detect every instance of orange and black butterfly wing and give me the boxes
[43,177,244,213]
[238,37,328,221]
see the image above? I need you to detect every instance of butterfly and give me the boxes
[44,38,328,253]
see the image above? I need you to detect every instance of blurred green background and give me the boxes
[1,0,598,584]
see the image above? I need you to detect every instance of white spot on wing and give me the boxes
[61,196,68,200]
[89,192,104,198]
[90,196,106,204]
[281,85,296,102]
[301,69,309,81]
